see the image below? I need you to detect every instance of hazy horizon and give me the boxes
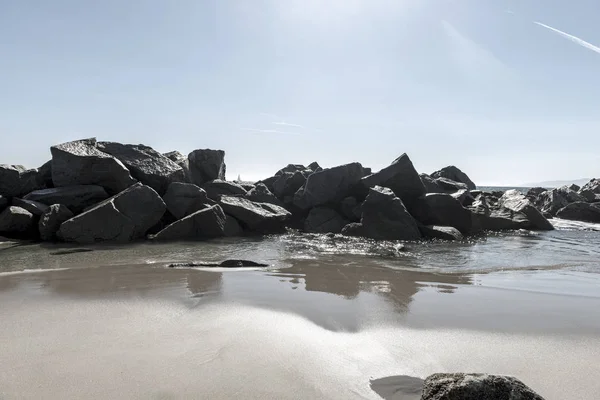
[1,0,599,186]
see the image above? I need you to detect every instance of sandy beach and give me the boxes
[1,237,600,399]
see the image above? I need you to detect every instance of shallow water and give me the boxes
[1,221,600,399]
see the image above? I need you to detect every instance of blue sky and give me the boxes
[1,0,599,185]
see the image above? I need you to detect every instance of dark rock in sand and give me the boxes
[421,373,544,400]
[245,183,284,207]
[0,206,35,236]
[340,196,362,221]
[579,178,600,202]
[23,185,109,214]
[294,162,364,210]
[347,186,421,241]
[420,225,464,241]
[219,196,291,233]
[97,142,185,195]
[188,149,226,186]
[0,164,46,198]
[420,173,445,194]
[499,190,553,230]
[304,207,348,234]
[169,259,268,268]
[0,195,8,212]
[360,154,425,204]
[556,202,600,223]
[11,198,49,217]
[59,183,166,244]
[203,179,247,200]
[38,204,74,241]
[153,204,226,241]
[535,187,585,216]
[224,214,243,237]
[434,177,468,193]
[162,182,215,220]
[431,165,476,190]
[273,171,306,199]
[370,375,424,400]
[51,138,136,194]
[412,193,473,235]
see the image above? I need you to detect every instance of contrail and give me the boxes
[534,21,600,55]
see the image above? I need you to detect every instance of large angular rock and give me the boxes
[152,205,226,241]
[293,162,364,210]
[421,373,544,400]
[434,177,468,193]
[97,142,185,195]
[188,149,226,186]
[431,165,476,190]
[203,180,247,200]
[360,154,425,204]
[37,160,54,188]
[0,206,35,237]
[273,171,307,199]
[12,198,49,217]
[412,193,473,235]
[347,186,421,241]
[304,207,348,234]
[23,185,109,214]
[51,138,136,194]
[535,187,585,216]
[59,183,166,244]
[340,196,362,222]
[38,204,74,241]
[556,202,600,223]
[162,182,215,220]
[469,195,530,231]
[163,151,191,182]
[526,187,546,202]
[0,164,46,198]
[499,190,554,230]
[420,173,445,194]
[579,178,600,202]
[219,196,291,233]
[245,183,283,207]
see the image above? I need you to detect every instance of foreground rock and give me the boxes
[219,196,291,233]
[152,204,226,241]
[0,164,45,198]
[343,186,421,241]
[412,193,473,235]
[273,171,307,200]
[431,165,476,190]
[304,207,348,233]
[169,259,268,268]
[97,142,185,195]
[469,195,530,231]
[51,138,136,194]
[556,202,600,223]
[23,185,109,214]
[360,154,426,204]
[162,182,215,220]
[499,190,554,230]
[12,198,49,217]
[294,162,364,210]
[421,373,544,400]
[38,204,74,241]
[59,183,166,244]
[188,149,226,186]
[0,206,35,237]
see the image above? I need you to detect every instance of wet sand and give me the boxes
[0,257,599,400]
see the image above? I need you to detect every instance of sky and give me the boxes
[1,0,599,186]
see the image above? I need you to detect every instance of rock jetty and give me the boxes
[1,138,597,243]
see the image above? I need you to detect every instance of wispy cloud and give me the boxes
[534,21,600,55]
[272,121,305,128]
[241,128,301,135]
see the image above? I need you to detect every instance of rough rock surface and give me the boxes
[162,182,215,220]
[51,138,136,194]
[203,180,247,200]
[0,164,46,198]
[245,183,283,206]
[469,195,530,231]
[59,183,166,244]
[434,177,469,193]
[0,195,8,212]
[37,160,54,188]
[420,225,464,241]
[421,373,544,400]
[152,204,226,241]
[219,196,291,233]
[23,185,109,214]
[578,178,600,202]
[294,162,364,210]
[526,187,546,202]
[350,186,421,241]
[413,193,473,235]
[224,214,244,237]
[556,202,600,223]
[431,166,476,190]
[38,204,74,241]
[188,149,226,186]
[360,154,425,204]
[12,198,49,217]
[97,142,185,195]
[304,207,348,233]
[499,190,554,230]
[273,171,307,199]
[420,173,445,194]
[340,196,362,221]
[0,206,35,236]
[535,187,585,216]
